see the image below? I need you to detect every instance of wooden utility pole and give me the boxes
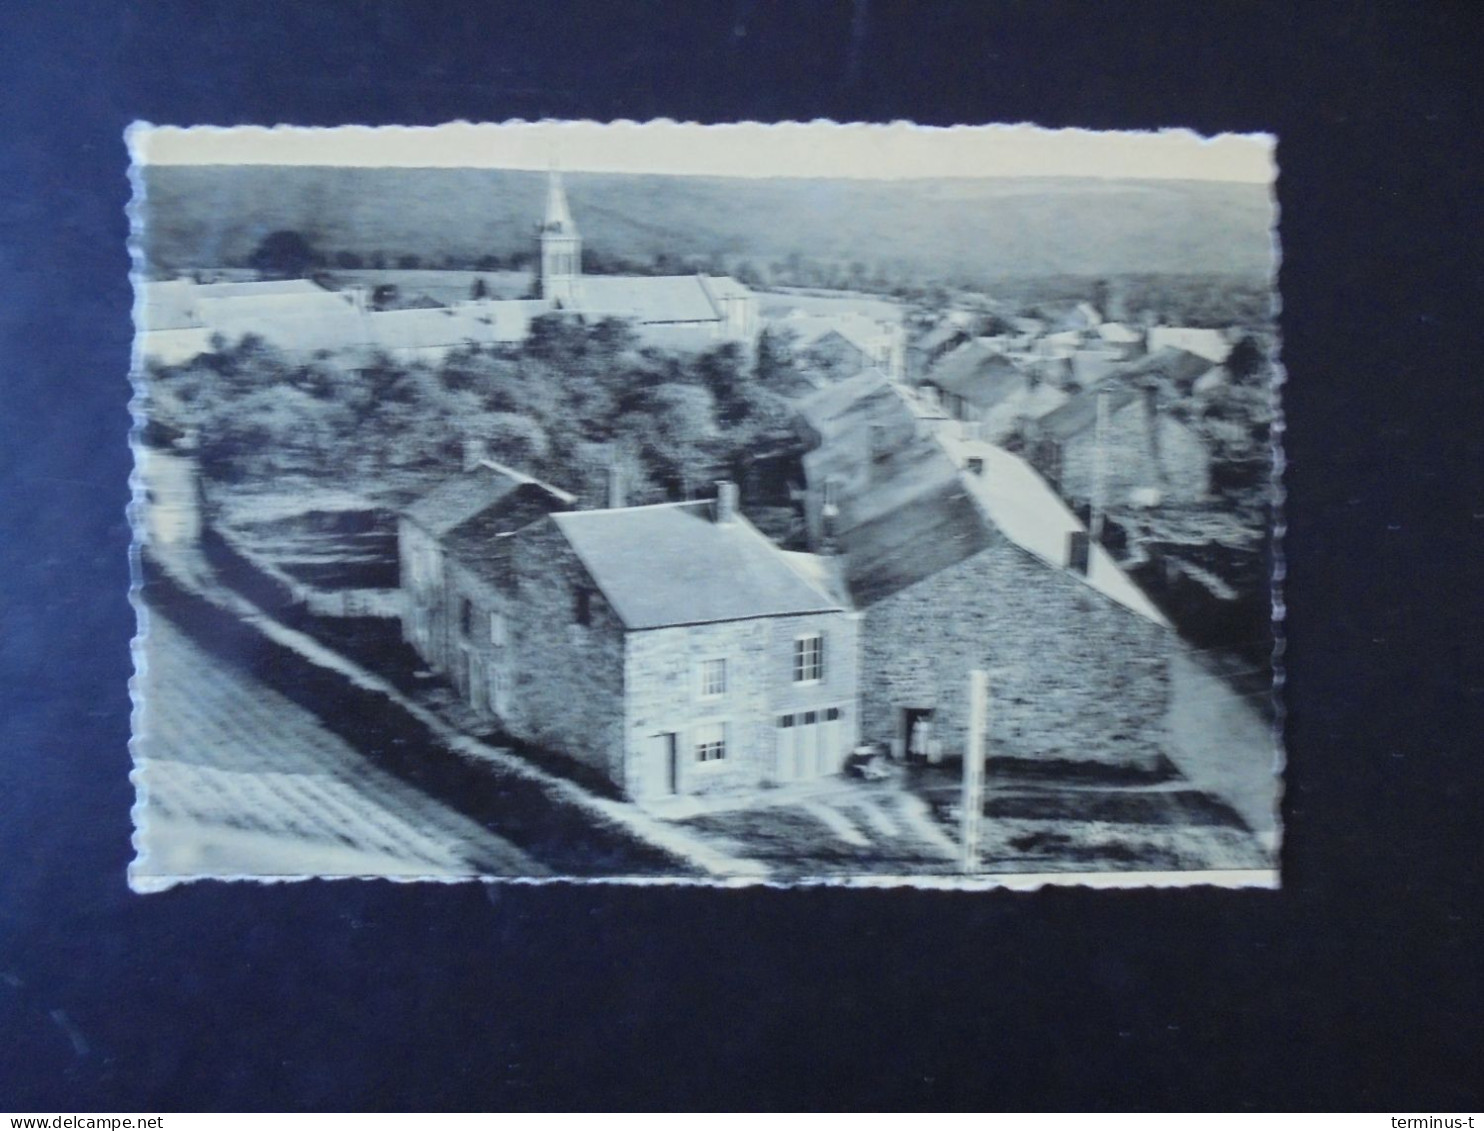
[1090,387,1109,543]
[961,669,988,875]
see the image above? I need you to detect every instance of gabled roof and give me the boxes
[198,290,368,353]
[915,320,969,355]
[1036,384,1145,441]
[443,482,577,587]
[550,502,842,630]
[1097,322,1143,344]
[405,460,575,539]
[578,275,723,325]
[974,381,1071,442]
[795,369,921,467]
[834,468,995,607]
[1127,345,1218,390]
[935,436,1170,626]
[1147,326,1231,364]
[785,311,894,355]
[923,339,1026,408]
[366,300,545,351]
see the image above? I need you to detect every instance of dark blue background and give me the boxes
[2,0,1480,1111]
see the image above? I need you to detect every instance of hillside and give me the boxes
[139,166,1277,284]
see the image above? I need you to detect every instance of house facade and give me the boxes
[407,473,859,801]
[1028,381,1212,508]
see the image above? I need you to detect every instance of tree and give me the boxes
[249,230,317,278]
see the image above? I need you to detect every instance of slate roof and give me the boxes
[923,340,1026,408]
[974,381,1071,442]
[1038,347,1214,439]
[198,290,368,353]
[795,370,925,482]
[914,320,969,355]
[366,300,544,352]
[1128,345,1218,391]
[833,469,994,607]
[578,275,723,325]
[936,435,1169,626]
[1147,327,1231,364]
[405,461,575,539]
[1036,385,1144,441]
[443,483,577,587]
[551,502,842,630]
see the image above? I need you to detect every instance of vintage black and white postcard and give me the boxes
[128,121,1282,890]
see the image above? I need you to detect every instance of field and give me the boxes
[131,610,544,883]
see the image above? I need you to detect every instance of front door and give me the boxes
[653,732,679,796]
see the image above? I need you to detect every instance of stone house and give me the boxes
[920,339,1068,443]
[795,379,1174,771]
[1026,367,1213,509]
[410,472,859,801]
[399,459,577,680]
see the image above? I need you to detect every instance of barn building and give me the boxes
[795,372,1175,772]
[398,459,577,685]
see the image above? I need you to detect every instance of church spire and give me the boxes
[542,167,577,237]
[538,167,582,305]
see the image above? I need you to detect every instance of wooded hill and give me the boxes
[140,166,1277,287]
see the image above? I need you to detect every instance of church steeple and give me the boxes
[538,168,582,306]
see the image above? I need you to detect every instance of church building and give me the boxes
[533,170,758,349]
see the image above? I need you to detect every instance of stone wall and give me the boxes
[859,534,1171,770]
[622,611,858,799]
[398,518,443,667]
[1058,396,1211,506]
[502,519,628,785]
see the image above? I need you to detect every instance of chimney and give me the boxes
[462,437,488,473]
[715,480,739,524]
[605,461,626,510]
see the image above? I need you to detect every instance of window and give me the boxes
[459,597,474,639]
[695,722,727,763]
[823,477,841,513]
[794,634,824,683]
[575,587,593,626]
[699,658,727,698]
[489,611,508,647]
[826,707,841,722]
[1067,530,1091,576]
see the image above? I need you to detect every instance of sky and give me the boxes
[129,120,1276,184]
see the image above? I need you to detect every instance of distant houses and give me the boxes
[919,339,1069,443]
